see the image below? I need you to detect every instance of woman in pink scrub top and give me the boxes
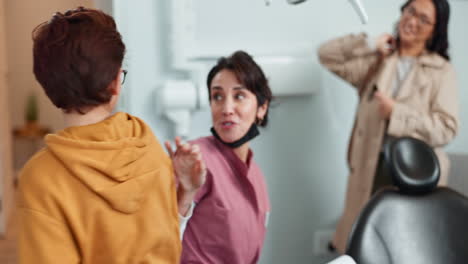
[166,50,273,264]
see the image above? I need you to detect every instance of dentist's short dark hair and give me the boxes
[206,51,273,127]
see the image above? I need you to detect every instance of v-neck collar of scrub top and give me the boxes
[211,136,254,178]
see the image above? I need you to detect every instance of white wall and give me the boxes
[114,0,468,263]
[446,0,468,153]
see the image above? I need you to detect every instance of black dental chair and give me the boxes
[346,137,468,264]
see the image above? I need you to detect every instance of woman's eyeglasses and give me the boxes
[403,6,435,27]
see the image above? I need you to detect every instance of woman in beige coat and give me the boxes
[318,0,459,253]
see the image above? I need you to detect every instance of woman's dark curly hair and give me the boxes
[398,0,451,61]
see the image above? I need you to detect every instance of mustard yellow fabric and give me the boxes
[17,112,181,264]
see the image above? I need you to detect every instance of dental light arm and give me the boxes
[285,0,369,24]
[347,0,368,24]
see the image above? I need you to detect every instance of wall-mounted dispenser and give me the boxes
[158,0,205,138]
[255,56,318,96]
[157,80,198,137]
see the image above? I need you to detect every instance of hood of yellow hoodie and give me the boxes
[45,112,171,214]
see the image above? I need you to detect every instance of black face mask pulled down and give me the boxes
[210,123,260,148]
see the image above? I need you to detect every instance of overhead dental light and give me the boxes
[283,0,369,24]
[286,0,307,3]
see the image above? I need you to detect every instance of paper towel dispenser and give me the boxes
[157,80,200,138]
[255,55,318,96]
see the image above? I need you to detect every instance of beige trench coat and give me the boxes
[318,33,459,253]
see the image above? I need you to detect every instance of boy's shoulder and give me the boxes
[21,147,57,177]
[18,148,67,196]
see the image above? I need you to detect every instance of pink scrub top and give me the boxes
[181,136,270,264]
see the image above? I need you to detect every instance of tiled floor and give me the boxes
[0,208,18,264]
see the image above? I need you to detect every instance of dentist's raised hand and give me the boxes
[165,137,206,216]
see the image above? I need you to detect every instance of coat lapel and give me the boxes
[395,52,444,101]
[395,60,428,101]
[376,53,398,95]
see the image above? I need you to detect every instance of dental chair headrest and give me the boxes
[384,137,440,194]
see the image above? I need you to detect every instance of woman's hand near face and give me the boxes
[374,91,395,120]
[376,33,396,57]
[165,137,207,216]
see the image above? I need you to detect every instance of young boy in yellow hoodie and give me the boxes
[17,7,205,264]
